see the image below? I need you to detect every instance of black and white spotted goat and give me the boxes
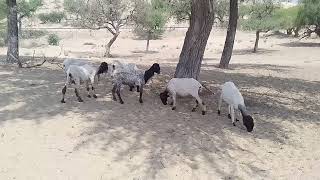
[218,81,254,132]
[160,78,207,115]
[61,59,109,103]
[112,62,160,104]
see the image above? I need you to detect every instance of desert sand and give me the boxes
[0,27,320,180]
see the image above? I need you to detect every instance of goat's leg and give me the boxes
[117,88,124,104]
[139,86,143,103]
[192,100,199,112]
[129,85,134,91]
[61,85,67,103]
[218,94,222,115]
[228,105,232,119]
[74,88,83,102]
[230,106,236,126]
[171,93,176,110]
[91,86,97,98]
[86,82,91,98]
[136,86,140,92]
[195,96,206,115]
[112,85,117,101]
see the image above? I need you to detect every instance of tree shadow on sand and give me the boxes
[279,42,320,48]
[0,62,319,179]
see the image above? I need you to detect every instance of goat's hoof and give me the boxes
[78,99,83,102]
[236,119,239,122]
[217,110,220,115]
[112,97,117,101]
[137,90,140,92]
[172,107,176,110]
[232,122,236,126]
[228,114,231,119]
[202,111,206,115]
[120,101,124,104]
[61,100,66,103]
[93,94,97,98]
[191,108,196,112]
[87,95,91,98]
[129,89,133,92]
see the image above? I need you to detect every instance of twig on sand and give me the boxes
[25,55,47,68]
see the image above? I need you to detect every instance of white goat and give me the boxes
[63,58,109,81]
[160,78,207,115]
[218,81,254,132]
[61,63,107,103]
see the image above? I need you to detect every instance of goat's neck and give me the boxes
[144,69,155,84]
[238,104,249,117]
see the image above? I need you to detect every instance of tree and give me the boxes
[239,0,278,52]
[169,0,228,25]
[66,0,133,57]
[272,6,300,36]
[17,0,42,34]
[6,0,20,67]
[132,0,168,52]
[219,0,239,69]
[296,0,320,38]
[174,0,215,79]
[169,0,191,24]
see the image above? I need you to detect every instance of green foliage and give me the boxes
[133,0,168,39]
[296,0,320,27]
[239,0,279,31]
[18,0,42,19]
[63,0,86,18]
[21,30,47,39]
[48,33,60,45]
[169,0,191,23]
[215,0,229,23]
[168,0,227,24]
[271,6,300,31]
[0,29,6,47]
[0,0,6,21]
[38,11,65,23]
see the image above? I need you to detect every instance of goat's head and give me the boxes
[97,62,109,75]
[151,63,160,74]
[159,90,169,105]
[243,115,254,132]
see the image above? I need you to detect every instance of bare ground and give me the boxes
[0,29,320,180]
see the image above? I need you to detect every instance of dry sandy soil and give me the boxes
[0,28,320,180]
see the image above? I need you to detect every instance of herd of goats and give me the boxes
[60,59,254,132]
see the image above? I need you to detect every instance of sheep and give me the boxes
[60,63,108,103]
[112,63,160,104]
[217,81,254,132]
[63,58,109,81]
[159,78,207,115]
[111,60,143,92]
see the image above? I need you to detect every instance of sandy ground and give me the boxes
[0,28,320,180]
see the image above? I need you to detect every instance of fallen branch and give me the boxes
[201,82,215,95]
[24,56,47,68]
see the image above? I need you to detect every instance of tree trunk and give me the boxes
[146,31,151,52]
[253,30,260,53]
[219,0,238,69]
[174,0,215,79]
[6,0,20,67]
[104,31,119,57]
[294,27,299,37]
